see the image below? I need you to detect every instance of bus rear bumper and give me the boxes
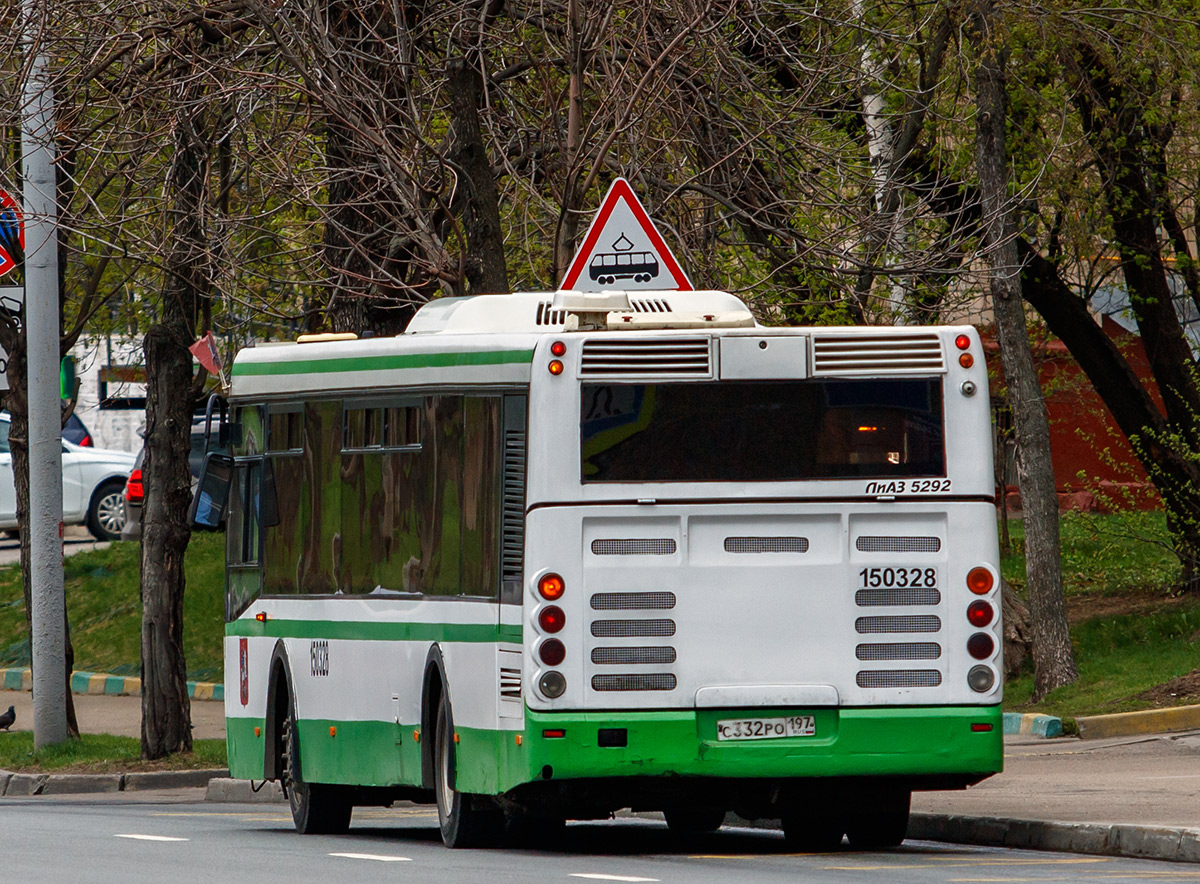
[518,704,1003,786]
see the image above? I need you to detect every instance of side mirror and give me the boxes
[189,453,233,530]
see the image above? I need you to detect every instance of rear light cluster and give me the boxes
[536,572,567,698]
[548,340,567,376]
[954,331,975,368]
[965,566,997,693]
[124,469,144,505]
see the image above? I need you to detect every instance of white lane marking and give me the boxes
[570,876,659,882]
[328,853,412,863]
[114,834,190,842]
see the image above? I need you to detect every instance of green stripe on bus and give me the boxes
[232,349,534,377]
[226,618,521,644]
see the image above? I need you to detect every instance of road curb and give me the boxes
[0,667,224,702]
[1002,712,1063,738]
[0,767,228,796]
[908,812,1200,863]
[205,777,285,803]
[1074,705,1200,740]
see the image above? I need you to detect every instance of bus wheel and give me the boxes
[434,694,503,848]
[844,789,910,849]
[781,811,844,852]
[664,807,726,834]
[282,705,352,834]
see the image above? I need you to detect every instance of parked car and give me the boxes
[1,408,95,447]
[0,412,135,541]
[121,422,226,540]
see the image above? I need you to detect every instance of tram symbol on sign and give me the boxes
[588,233,660,286]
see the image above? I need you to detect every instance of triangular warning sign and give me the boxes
[561,178,692,292]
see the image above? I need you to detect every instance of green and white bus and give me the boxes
[200,289,1003,849]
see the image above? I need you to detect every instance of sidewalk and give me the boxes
[2,692,1198,863]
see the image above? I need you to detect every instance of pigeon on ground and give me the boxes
[0,705,13,731]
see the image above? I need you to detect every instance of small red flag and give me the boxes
[189,331,221,376]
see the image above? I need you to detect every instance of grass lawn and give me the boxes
[0,732,226,773]
[1002,510,1200,718]
[0,531,225,681]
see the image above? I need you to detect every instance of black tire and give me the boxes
[844,790,910,850]
[281,699,352,834]
[781,811,844,852]
[434,693,503,848]
[86,478,127,541]
[664,807,726,834]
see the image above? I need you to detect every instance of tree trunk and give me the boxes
[140,66,210,759]
[446,58,509,295]
[970,0,1077,699]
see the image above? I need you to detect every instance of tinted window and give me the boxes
[580,379,944,483]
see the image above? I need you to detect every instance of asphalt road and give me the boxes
[4,793,1199,884]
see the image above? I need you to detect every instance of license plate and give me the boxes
[716,715,816,741]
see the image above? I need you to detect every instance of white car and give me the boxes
[0,413,136,541]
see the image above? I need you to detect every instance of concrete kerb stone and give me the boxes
[1075,705,1200,740]
[0,667,223,702]
[0,768,228,797]
[1002,712,1063,738]
[205,777,285,803]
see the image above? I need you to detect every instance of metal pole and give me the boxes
[21,0,67,748]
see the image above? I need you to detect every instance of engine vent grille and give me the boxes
[580,338,711,376]
[856,588,942,607]
[631,298,672,313]
[591,592,677,610]
[500,429,527,587]
[591,538,677,556]
[591,619,677,638]
[812,333,944,375]
[500,666,522,698]
[855,615,941,634]
[856,670,942,688]
[591,646,677,665]
[856,642,942,661]
[724,536,809,554]
[535,302,568,326]
[856,535,941,553]
[592,673,677,691]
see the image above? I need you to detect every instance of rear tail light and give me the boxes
[80,434,93,447]
[968,665,995,692]
[538,573,565,601]
[539,671,566,698]
[967,600,994,627]
[124,469,144,504]
[967,633,995,660]
[955,334,971,350]
[539,639,566,666]
[967,567,994,594]
[538,606,566,634]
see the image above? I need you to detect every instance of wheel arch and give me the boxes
[263,640,295,782]
[420,644,449,791]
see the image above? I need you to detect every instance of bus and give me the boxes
[197,289,1003,849]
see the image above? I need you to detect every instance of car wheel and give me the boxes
[86,478,127,541]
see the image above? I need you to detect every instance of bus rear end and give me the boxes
[516,324,1002,843]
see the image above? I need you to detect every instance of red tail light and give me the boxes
[80,434,93,447]
[124,469,144,504]
[538,606,566,633]
[967,600,994,627]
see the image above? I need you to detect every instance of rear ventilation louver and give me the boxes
[857,670,941,688]
[580,338,711,376]
[591,592,676,610]
[856,642,942,661]
[855,615,941,634]
[856,588,941,606]
[592,619,676,638]
[591,647,677,665]
[724,536,809,554]
[856,536,941,553]
[500,666,522,698]
[812,333,944,375]
[591,538,676,556]
[592,673,677,691]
